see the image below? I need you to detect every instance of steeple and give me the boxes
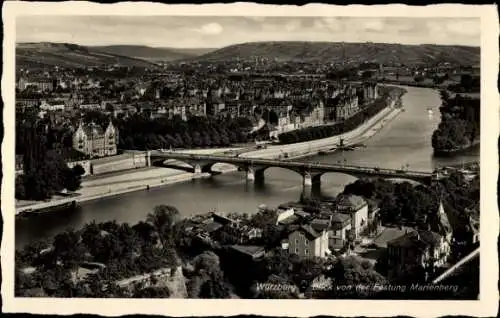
[437,200,453,241]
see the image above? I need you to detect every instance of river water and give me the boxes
[15,86,479,249]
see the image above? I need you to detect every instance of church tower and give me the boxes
[437,200,453,243]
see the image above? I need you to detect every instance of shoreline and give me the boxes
[432,139,480,157]
[16,95,404,216]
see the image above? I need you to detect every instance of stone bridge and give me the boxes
[149,151,437,190]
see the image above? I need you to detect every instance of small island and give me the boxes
[432,76,480,156]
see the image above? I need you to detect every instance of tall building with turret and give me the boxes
[73,121,118,158]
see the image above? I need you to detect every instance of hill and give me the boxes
[16,42,158,69]
[90,45,216,62]
[194,41,480,66]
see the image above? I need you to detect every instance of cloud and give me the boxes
[199,22,223,35]
[15,16,480,48]
[445,20,480,37]
[315,17,342,32]
[362,19,385,32]
[248,16,266,22]
[284,20,301,32]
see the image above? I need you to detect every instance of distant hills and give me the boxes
[89,45,216,62]
[16,42,158,69]
[16,41,480,70]
[193,41,480,66]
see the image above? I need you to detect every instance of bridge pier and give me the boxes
[193,164,203,178]
[246,167,255,181]
[146,150,151,167]
[303,172,313,187]
[245,166,265,183]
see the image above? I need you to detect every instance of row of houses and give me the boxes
[185,191,464,283]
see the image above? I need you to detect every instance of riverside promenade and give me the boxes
[15,97,403,215]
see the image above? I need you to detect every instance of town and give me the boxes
[15,56,480,299]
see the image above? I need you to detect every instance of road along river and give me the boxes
[15,86,479,248]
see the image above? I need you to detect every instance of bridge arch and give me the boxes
[202,162,241,174]
[253,165,305,180]
[312,171,428,186]
[151,157,242,175]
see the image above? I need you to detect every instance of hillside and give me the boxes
[16,42,158,69]
[194,41,480,65]
[90,45,216,62]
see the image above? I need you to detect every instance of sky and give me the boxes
[16,16,480,48]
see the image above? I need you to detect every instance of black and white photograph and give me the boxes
[2,2,498,317]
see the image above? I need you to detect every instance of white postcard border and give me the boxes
[2,2,499,317]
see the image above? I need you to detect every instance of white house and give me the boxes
[336,194,369,240]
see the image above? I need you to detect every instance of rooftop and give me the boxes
[229,245,266,258]
[295,224,323,240]
[372,227,408,248]
[388,229,442,249]
[336,194,367,211]
[310,218,331,232]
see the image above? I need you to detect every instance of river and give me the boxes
[15,86,479,249]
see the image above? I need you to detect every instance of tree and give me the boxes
[15,176,26,199]
[460,74,473,91]
[192,251,220,276]
[146,205,180,248]
[133,286,170,298]
[53,230,87,269]
[361,71,373,79]
[105,103,115,112]
[199,271,231,299]
[324,256,387,298]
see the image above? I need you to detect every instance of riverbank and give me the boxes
[15,94,404,216]
[433,139,480,157]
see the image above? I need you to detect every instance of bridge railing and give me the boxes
[153,153,433,176]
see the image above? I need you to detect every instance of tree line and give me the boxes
[82,110,254,150]
[432,90,480,153]
[15,118,85,201]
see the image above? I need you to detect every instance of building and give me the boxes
[39,101,65,112]
[362,82,379,102]
[276,204,295,225]
[79,103,103,111]
[336,194,369,240]
[436,201,453,245]
[228,245,266,261]
[17,77,55,92]
[16,100,41,112]
[287,225,330,258]
[73,121,118,158]
[386,229,450,281]
[328,213,352,250]
[386,201,454,281]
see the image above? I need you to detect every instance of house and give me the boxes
[288,225,330,259]
[371,226,409,249]
[336,194,369,240]
[115,267,174,292]
[328,213,352,250]
[73,121,118,158]
[387,229,451,281]
[79,103,103,111]
[276,204,295,225]
[228,245,266,261]
[40,101,65,112]
[468,215,480,244]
